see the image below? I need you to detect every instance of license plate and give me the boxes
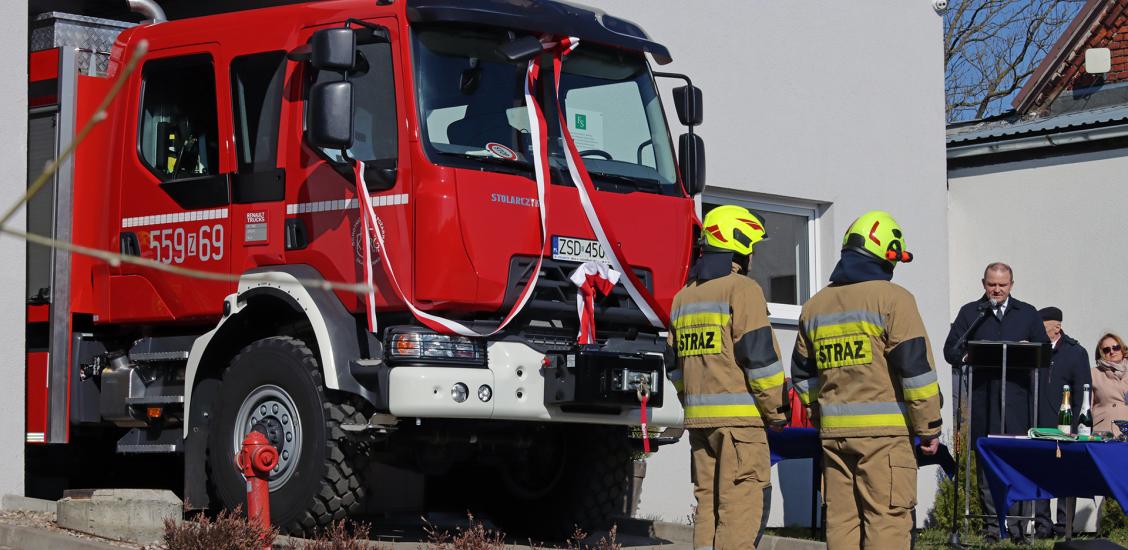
[552,236,608,264]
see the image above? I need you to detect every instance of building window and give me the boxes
[701,196,817,322]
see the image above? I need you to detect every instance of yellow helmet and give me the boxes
[701,205,767,256]
[843,210,913,264]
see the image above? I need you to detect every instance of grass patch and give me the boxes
[916,527,1128,549]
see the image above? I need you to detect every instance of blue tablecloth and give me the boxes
[976,437,1128,537]
[768,427,822,465]
[768,427,956,476]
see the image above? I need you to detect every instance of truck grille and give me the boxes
[500,257,655,332]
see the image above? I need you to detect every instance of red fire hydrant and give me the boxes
[236,430,278,544]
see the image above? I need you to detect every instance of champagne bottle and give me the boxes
[1078,383,1093,437]
[1058,385,1072,434]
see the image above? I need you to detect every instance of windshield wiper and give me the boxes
[586,171,662,192]
[438,151,662,193]
[440,151,533,171]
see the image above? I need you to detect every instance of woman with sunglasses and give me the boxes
[1092,333,1128,437]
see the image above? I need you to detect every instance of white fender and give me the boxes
[182,269,352,438]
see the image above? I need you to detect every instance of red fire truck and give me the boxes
[27,0,703,536]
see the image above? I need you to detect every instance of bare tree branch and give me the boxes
[944,0,1083,122]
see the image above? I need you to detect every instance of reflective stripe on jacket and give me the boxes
[791,280,942,438]
[666,265,786,428]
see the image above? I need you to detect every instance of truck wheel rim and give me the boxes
[233,384,303,491]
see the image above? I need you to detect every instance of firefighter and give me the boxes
[666,205,787,550]
[791,211,942,550]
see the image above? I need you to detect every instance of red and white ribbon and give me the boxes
[356,54,551,337]
[550,37,667,328]
[569,262,620,345]
[640,391,650,454]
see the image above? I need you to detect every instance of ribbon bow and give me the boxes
[569,262,621,345]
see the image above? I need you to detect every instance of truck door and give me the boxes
[114,46,234,322]
[227,51,288,271]
[285,17,411,310]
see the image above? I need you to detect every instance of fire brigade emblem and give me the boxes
[352,217,384,265]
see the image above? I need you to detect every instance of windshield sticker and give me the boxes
[567,108,605,152]
[485,142,518,161]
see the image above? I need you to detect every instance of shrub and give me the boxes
[162,509,276,550]
[288,519,386,550]
[423,514,622,550]
[1100,498,1128,538]
[928,447,984,534]
[559,526,621,550]
[424,514,508,550]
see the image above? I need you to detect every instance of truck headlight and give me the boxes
[387,329,487,366]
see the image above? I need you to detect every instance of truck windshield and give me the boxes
[412,25,679,195]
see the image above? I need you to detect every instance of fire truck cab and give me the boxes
[27,0,704,536]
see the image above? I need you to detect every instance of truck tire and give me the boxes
[206,336,368,536]
[491,425,634,539]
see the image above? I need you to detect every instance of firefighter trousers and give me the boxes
[821,436,917,550]
[690,426,771,550]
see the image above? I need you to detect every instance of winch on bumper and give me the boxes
[385,341,684,427]
[542,349,663,409]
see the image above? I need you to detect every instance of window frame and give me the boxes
[409,22,681,196]
[135,53,221,183]
[304,28,399,173]
[227,50,289,204]
[701,191,820,325]
[230,50,287,174]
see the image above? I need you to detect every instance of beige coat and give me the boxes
[666,265,786,429]
[1091,365,1128,436]
[792,280,943,439]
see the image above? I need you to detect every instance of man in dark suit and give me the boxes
[943,262,1049,542]
[1033,306,1091,538]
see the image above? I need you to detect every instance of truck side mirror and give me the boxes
[311,28,356,71]
[672,85,703,127]
[678,133,705,196]
[308,81,353,150]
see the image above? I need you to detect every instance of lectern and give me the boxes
[957,340,1052,539]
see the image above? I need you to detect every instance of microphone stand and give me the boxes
[949,305,990,548]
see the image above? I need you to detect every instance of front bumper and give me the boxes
[386,341,684,427]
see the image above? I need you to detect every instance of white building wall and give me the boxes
[948,148,1128,532]
[949,149,1128,362]
[1,5,28,496]
[600,0,951,528]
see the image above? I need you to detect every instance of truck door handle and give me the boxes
[120,232,141,256]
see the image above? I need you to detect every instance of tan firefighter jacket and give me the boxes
[791,280,943,438]
[665,264,787,428]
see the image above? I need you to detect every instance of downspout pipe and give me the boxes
[127,0,167,23]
